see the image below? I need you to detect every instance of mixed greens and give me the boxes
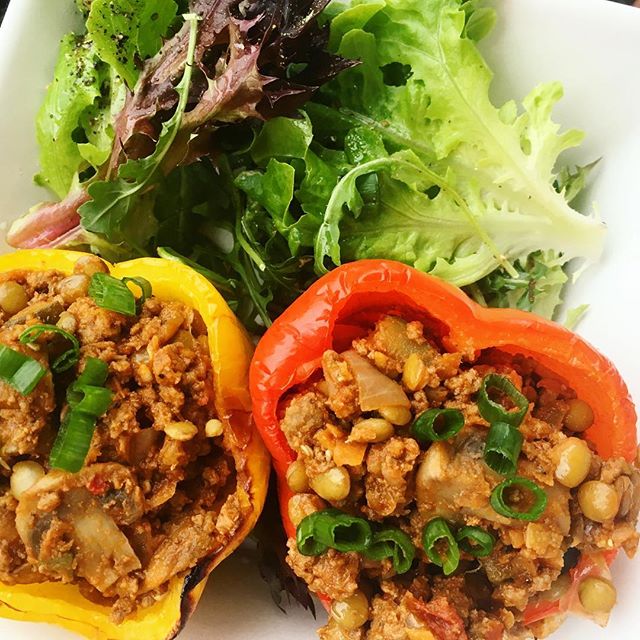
[9,0,605,331]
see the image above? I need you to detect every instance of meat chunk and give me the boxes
[481,546,561,610]
[286,538,361,600]
[280,391,329,453]
[367,589,467,640]
[66,297,129,343]
[0,492,41,584]
[322,350,360,420]
[365,437,420,519]
[367,592,413,640]
[0,332,54,460]
[127,299,186,348]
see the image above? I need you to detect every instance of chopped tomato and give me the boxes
[406,594,468,640]
[87,475,108,496]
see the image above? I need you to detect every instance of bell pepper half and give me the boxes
[249,259,637,628]
[0,249,270,640]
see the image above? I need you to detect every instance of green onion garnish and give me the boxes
[296,509,373,556]
[0,344,46,395]
[49,411,98,473]
[296,512,329,557]
[364,528,416,574]
[122,277,152,306]
[484,421,523,475]
[456,526,495,558]
[19,324,80,373]
[490,476,548,521]
[68,356,109,393]
[69,384,113,416]
[49,357,113,473]
[422,518,460,576]
[411,408,464,442]
[477,374,529,427]
[89,273,136,315]
[313,510,373,552]
[88,273,152,316]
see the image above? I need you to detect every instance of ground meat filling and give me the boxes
[282,315,640,640]
[0,259,244,621]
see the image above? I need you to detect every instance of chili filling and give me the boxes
[281,315,640,640]
[0,257,246,623]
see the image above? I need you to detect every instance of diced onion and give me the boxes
[10,461,45,499]
[342,350,410,411]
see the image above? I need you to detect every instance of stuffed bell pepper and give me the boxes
[0,249,269,639]
[250,259,639,640]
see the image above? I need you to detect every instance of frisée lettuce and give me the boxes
[313,0,604,314]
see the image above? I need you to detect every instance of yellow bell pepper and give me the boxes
[0,249,270,639]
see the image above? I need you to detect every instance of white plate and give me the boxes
[0,0,639,638]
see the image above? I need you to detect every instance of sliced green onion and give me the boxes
[314,510,372,552]
[422,518,460,576]
[122,277,152,307]
[456,526,495,558]
[490,476,548,521]
[296,512,328,557]
[88,273,137,316]
[49,357,112,473]
[69,385,113,416]
[19,324,80,373]
[411,408,464,442]
[0,344,47,395]
[49,411,97,473]
[477,374,529,427]
[68,357,109,398]
[364,528,416,574]
[484,421,523,475]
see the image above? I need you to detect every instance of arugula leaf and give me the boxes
[235,162,296,240]
[87,0,178,88]
[156,157,316,333]
[250,116,314,167]
[35,35,111,198]
[236,115,343,255]
[78,14,198,243]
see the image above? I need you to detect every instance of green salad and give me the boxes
[8,0,604,332]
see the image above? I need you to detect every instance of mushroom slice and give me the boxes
[415,440,510,525]
[15,463,143,594]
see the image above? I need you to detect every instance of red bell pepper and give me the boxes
[249,259,637,628]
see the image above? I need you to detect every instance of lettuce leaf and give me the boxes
[86,0,178,88]
[312,0,604,316]
[34,35,113,198]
